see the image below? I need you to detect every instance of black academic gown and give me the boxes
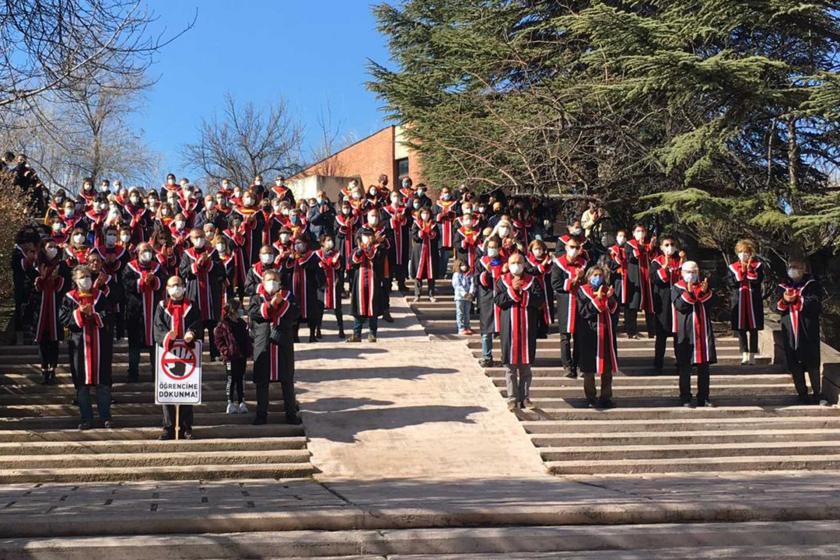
[727,260,765,331]
[776,276,822,370]
[494,273,543,367]
[650,254,682,335]
[248,286,300,384]
[575,284,619,375]
[349,244,387,318]
[60,288,111,386]
[477,255,504,335]
[179,247,225,323]
[672,282,717,365]
[283,251,325,326]
[550,254,589,335]
[411,218,440,280]
[122,259,165,348]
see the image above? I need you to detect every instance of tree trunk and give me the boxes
[787,116,800,195]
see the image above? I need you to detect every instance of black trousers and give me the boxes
[38,340,59,370]
[127,332,154,379]
[226,358,246,403]
[256,377,298,420]
[626,309,654,336]
[438,248,452,278]
[675,342,710,403]
[583,370,613,403]
[162,404,193,433]
[382,277,391,312]
[737,329,758,353]
[560,332,577,374]
[194,320,219,358]
[654,324,673,371]
[414,278,436,298]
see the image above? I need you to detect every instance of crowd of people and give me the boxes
[8,170,826,438]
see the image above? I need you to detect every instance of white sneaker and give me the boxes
[741,352,750,365]
[749,353,756,365]
[238,401,248,414]
[226,401,236,415]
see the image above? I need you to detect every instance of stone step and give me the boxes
[0,436,307,454]
[521,404,834,421]
[0,400,289,418]
[474,352,770,366]
[2,522,840,559]
[490,374,793,386]
[539,440,840,461]
[0,411,299,430]
[516,393,807,409]
[530,428,840,447]
[484,365,789,377]
[0,461,315,483]
[0,387,259,403]
[521,416,840,434]
[0,423,304,442]
[467,338,744,350]
[498,384,795,399]
[546,454,840,474]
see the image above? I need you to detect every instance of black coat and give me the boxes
[672,282,717,365]
[349,244,387,318]
[726,260,765,331]
[494,274,543,366]
[122,259,165,348]
[33,261,69,343]
[477,255,504,334]
[776,276,822,370]
[650,255,682,335]
[245,262,281,297]
[575,284,619,375]
[152,298,203,348]
[179,248,225,322]
[550,254,589,335]
[248,287,299,384]
[411,219,439,280]
[282,251,325,324]
[625,238,656,312]
[60,289,112,386]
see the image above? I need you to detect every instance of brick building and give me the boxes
[287,125,425,200]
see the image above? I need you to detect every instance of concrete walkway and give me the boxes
[296,296,547,480]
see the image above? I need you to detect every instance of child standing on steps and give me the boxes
[451,258,475,335]
[214,299,252,414]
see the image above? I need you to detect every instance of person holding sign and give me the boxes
[154,275,202,439]
[59,266,113,430]
[248,269,302,425]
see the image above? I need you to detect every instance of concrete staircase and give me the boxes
[0,323,321,483]
[408,279,840,475]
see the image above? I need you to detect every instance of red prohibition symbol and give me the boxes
[161,341,197,381]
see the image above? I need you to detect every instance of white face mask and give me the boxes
[175,221,185,230]
[139,251,154,263]
[498,227,510,237]
[487,247,499,258]
[509,263,524,276]
[682,271,699,284]
[52,223,63,232]
[566,248,579,259]
[294,243,306,252]
[569,228,582,236]
[120,234,131,243]
[462,218,473,227]
[738,252,750,262]
[99,186,110,193]
[167,285,185,299]
[65,208,75,218]
[788,268,803,281]
[105,234,117,247]
[368,215,379,225]
[243,197,254,206]
[342,208,351,215]
[533,249,544,258]
[264,280,279,294]
[45,247,58,259]
[130,196,140,205]
[633,230,645,241]
[215,243,226,253]
[206,201,215,210]
[662,245,676,256]
[260,253,274,265]
[390,197,400,205]
[77,277,92,291]
[72,234,85,245]
[351,192,361,200]
[442,193,451,200]
[192,238,206,249]
[369,188,377,196]
[421,213,431,221]
[616,234,626,245]
[324,240,334,250]
[279,234,290,244]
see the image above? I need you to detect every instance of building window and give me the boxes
[396,157,409,179]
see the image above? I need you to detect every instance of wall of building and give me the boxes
[294,127,395,189]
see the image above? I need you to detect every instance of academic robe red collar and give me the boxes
[127,259,160,275]
[66,288,103,306]
[553,253,587,270]
[500,272,534,292]
[652,253,681,268]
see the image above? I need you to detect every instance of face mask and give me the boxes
[509,263,524,276]
[83,184,93,191]
[566,248,579,259]
[279,234,290,243]
[462,218,473,227]
[175,221,185,230]
[52,223,63,232]
[317,197,325,204]
[368,215,378,225]
[442,193,451,200]
[351,192,361,200]
[233,189,242,198]
[682,271,699,284]
[415,188,423,196]
[390,197,400,205]
[77,277,92,291]
[570,228,582,236]
[45,247,58,259]
[369,188,378,196]
[99,186,110,193]
[460,265,468,272]
[206,201,215,210]
[168,179,176,186]
[498,227,510,236]
[120,233,131,243]
[294,243,306,252]
[662,245,676,256]
[130,196,139,205]
[342,208,351,215]
[478,206,486,214]
[324,240,334,250]
[360,235,371,245]
[264,280,279,294]
[487,247,499,258]
[738,252,750,262]
[260,253,275,265]
[213,242,224,253]
[421,213,431,221]
[413,202,421,210]
[192,238,206,249]
[463,207,473,215]
[590,275,604,288]
[73,234,85,244]
[616,235,626,245]
[65,208,75,218]
[105,234,117,247]
[788,268,803,281]
[243,197,254,206]
[168,285,185,299]
[633,230,645,241]
[139,251,154,263]
[533,249,544,258]
[290,216,300,224]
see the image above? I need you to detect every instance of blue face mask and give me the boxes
[290,216,299,224]
[590,276,604,288]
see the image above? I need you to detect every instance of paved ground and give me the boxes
[296,296,546,480]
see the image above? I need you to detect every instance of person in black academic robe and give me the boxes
[494,254,543,411]
[576,267,619,408]
[233,191,264,269]
[476,239,505,367]
[317,235,346,338]
[245,246,280,296]
[32,244,68,383]
[672,262,717,407]
[179,229,225,360]
[153,276,203,439]
[650,237,684,374]
[122,244,166,381]
[411,209,440,301]
[607,231,629,316]
[727,240,765,365]
[776,261,823,404]
[455,216,482,273]
[525,240,553,339]
[59,266,113,429]
[550,239,589,379]
[11,232,37,344]
[383,194,411,292]
[625,225,657,338]
[247,270,301,425]
[283,237,325,343]
[335,204,361,290]
[433,188,460,278]
[347,228,387,342]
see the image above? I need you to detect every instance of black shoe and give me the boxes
[627,333,640,340]
[308,335,318,343]
[478,358,492,368]
[252,415,267,425]
[797,393,810,404]
[338,330,346,339]
[382,312,394,323]
[159,430,174,440]
[600,399,616,409]
[586,398,598,408]
[285,414,303,425]
[181,430,193,440]
[293,335,301,343]
[653,367,664,376]
[565,370,578,379]
[316,328,323,339]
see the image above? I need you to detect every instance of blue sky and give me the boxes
[134,1,392,178]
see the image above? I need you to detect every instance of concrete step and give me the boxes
[531,428,840,447]
[0,388,259,404]
[517,394,806,409]
[0,461,315,483]
[1,400,289,418]
[0,423,304,441]
[473,351,770,366]
[0,436,307,454]
[497,383,794,399]
[521,416,840,434]
[539,440,840,461]
[3,522,840,559]
[0,411,299,430]
[484,365,789,377]
[521,404,835,421]
[490,374,794,386]
[546,454,840,474]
